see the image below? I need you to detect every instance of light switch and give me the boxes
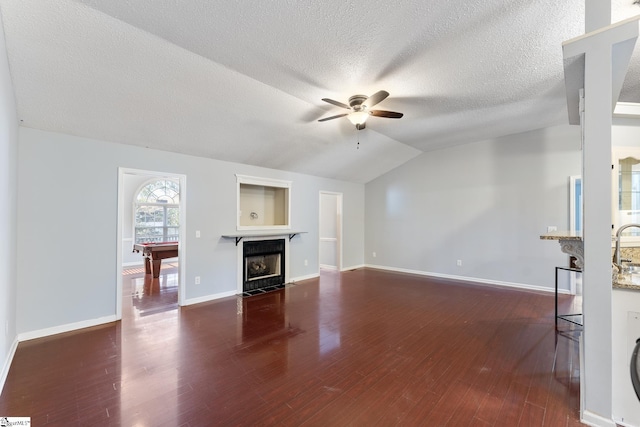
[196,230,201,238]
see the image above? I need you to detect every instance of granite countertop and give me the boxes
[539,231,583,241]
[613,273,640,291]
[539,231,640,290]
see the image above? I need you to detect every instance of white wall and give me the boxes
[16,127,364,336]
[0,12,19,391]
[364,124,582,291]
[614,118,640,147]
[612,118,640,427]
[612,288,640,426]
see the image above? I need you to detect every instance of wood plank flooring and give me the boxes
[0,267,583,426]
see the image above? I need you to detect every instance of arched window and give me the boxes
[134,179,180,244]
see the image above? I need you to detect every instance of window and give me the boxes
[613,147,640,239]
[569,176,582,233]
[134,179,180,244]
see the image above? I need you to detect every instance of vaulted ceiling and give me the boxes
[1,1,638,183]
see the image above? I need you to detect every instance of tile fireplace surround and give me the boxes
[243,238,285,294]
[222,230,306,295]
[237,235,289,295]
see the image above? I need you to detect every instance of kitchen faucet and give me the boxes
[613,223,640,271]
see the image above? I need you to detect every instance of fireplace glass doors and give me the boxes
[243,239,285,293]
[246,253,281,281]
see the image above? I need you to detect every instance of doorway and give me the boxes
[319,192,342,271]
[116,167,187,320]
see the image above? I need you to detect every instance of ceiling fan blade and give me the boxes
[321,98,350,109]
[318,113,349,122]
[370,110,403,119]
[363,90,389,108]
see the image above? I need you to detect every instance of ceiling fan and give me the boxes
[318,90,403,130]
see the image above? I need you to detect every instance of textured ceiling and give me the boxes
[614,0,640,103]
[0,0,631,183]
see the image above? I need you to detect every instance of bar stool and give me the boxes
[555,266,583,330]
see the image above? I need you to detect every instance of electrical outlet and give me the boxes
[547,226,558,233]
[196,230,201,238]
[304,259,308,266]
[195,276,201,285]
[373,252,377,258]
[457,260,462,267]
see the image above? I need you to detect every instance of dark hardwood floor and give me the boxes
[0,267,582,426]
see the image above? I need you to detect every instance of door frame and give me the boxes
[116,167,187,319]
[319,191,343,271]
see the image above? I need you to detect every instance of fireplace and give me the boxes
[243,239,286,294]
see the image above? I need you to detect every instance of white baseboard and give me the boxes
[122,261,145,267]
[0,336,18,395]
[581,410,617,427]
[319,264,338,270]
[183,290,237,306]
[342,264,365,271]
[18,315,118,342]
[612,417,637,427]
[365,264,564,294]
[184,275,328,305]
[289,272,320,283]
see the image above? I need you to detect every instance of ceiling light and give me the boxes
[347,111,369,126]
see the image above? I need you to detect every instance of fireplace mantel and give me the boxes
[222,231,307,246]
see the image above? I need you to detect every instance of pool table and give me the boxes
[132,242,179,278]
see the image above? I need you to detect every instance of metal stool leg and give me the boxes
[555,267,559,330]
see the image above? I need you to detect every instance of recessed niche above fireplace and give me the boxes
[236,175,291,230]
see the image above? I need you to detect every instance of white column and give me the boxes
[563,17,639,424]
[585,0,610,33]
[582,39,614,422]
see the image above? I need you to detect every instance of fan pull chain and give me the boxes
[357,130,360,149]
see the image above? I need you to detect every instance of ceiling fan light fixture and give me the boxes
[347,111,369,126]
[318,90,401,129]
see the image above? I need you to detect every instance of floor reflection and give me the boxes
[235,290,296,377]
[318,269,342,355]
[553,329,581,397]
[120,262,180,425]
[122,262,178,319]
[2,268,584,425]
